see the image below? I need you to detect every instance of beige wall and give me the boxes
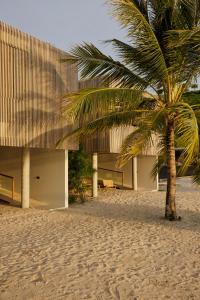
[0,146,68,209]
[98,153,133,188]
[30,149,68,209]
[98,153,158,191]
[137,156,158,191]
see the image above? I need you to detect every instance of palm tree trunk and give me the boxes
[165,120,177,220]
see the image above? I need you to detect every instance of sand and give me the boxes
[1,184,200,299]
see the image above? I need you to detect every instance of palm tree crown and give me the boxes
[62,0,200,220]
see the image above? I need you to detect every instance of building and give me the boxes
[79,79,159,194]
[0,21,78,209]
[0,21,158,210]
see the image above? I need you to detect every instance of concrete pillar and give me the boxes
[133,156,138,191]
[21,148,30,208]
[155,156,159,191]
[65,150,69,208]
[92,153,98,197]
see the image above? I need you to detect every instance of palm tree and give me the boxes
[62,0,200,220]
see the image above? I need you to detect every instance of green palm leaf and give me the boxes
[193,156,200,185]
[170,102,199,173]
[60,0,200,219]
[109,0,168,83]
[118,127,154,166]
[166,28,200,82]
[68,43,148,89]
[62,87,143,121]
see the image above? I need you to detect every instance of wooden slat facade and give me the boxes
[0,21,78,150]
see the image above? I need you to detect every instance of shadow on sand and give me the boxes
[65,197,200,233]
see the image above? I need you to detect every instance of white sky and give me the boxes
[0,0,125,56]
[0,0,199,86]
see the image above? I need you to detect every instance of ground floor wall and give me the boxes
[137,156,158,191]
[98,153,133,188]
[0,146,68,209]
[98,153,158,191]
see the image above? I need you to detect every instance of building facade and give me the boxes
[79,79,159,192]
[0,21,78,209]
[0,21,158,210]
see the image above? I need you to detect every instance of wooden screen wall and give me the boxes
[0,21,78,149]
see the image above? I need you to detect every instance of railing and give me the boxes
[0,173,14,202]
[98,168,124,187]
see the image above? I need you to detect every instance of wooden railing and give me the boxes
[98,168,124,187]
[0,173,15,201]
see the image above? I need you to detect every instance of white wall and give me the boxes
[0,146,68,209]
[30,149,68,209]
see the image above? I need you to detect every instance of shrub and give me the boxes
[68,145,93,203]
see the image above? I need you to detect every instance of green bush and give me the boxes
[69,145,93,203]
[68,194,77,204]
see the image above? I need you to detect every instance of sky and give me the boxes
[0,0,199,86]
[0,0,125,56]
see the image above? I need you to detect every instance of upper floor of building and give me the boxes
[0,21,78,150]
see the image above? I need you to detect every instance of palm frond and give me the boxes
[151,154,166,180]
[69,43,148,89]
[63,87,143,121]
[166,28,200,81]
[108,0,168,84]
[170,102,199,173]
[192,156,200,185]
[149,0,198,32]
[58,110,145,147]
[70,111,142,136]
[177,0,200,27]
[105,38,166,88]
[151,133,168,179]
[118,127,154,166]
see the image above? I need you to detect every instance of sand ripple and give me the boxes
[1,188,200,299]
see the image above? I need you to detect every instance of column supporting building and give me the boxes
[21,148,30,208]
[133,156,138,191]
[92,153,98,197]
[65,150,69,208]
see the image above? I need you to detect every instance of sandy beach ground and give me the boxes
[1,178,200,300]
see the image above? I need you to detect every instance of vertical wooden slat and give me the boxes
[0,24,2,144]
[15,30,20,147]
[4,23,7,145]
[0,20,78,150]
[30,36,36,147]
